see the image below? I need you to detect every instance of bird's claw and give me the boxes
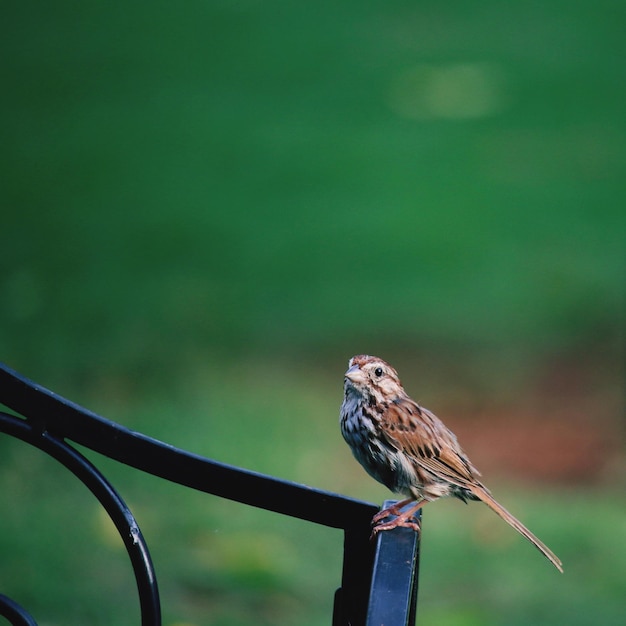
[372,506,401,524]
[369,516,421,541]
[371,498,413,524]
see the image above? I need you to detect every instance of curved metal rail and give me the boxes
[0,411,160,626]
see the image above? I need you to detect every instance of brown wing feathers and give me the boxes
[380,397,479,485]
[379,396,564,573]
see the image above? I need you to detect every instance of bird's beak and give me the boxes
[344,364,366,385]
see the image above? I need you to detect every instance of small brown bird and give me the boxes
[340,354,563,572]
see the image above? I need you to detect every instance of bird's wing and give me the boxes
[379,397,481,488]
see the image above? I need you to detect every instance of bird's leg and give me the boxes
[371,498,413,524]
[370,499,426,539]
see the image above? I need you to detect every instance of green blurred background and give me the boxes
[1,1,624,625]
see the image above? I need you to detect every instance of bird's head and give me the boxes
[344,355,404,401]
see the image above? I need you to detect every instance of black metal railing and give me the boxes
[0,362,420,626]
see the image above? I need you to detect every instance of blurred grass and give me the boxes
[1,0,624,380]
[0,1,624,625]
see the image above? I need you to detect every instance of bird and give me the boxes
[340,354,563,572]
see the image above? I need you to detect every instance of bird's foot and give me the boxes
[369,499,425,540]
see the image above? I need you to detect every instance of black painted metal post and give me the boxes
[334,525,376,626]
[365,500,421,626]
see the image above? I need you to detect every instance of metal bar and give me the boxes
[366,500,421,626]
[0,363,378,530]
[1,364,420,626]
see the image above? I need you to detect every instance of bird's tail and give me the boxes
[469,484,563,573]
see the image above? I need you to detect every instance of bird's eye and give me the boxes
[374,367,383,377]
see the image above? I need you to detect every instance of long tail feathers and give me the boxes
[469,485,563,573]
